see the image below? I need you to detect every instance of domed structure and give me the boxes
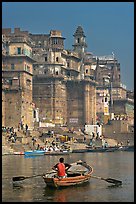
[73,25,87,54]
[73,25,86,37]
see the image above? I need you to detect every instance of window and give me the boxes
[27,65,30,72]
[56,57,59,62]
[26,79,31,86]
[33,110,36,118]
[55,38,58,44]
[45,56,47,61]
[11,64,14,70]
[67,62,70,67]
[17,47,21,54]
[67,71,70,77]
[52,38,58,44]
[78,38,80,43]
[86,69,88,74]
[105,97,107,102]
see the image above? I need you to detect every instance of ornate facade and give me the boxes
[2,26,133,128]
[31,26,97,126]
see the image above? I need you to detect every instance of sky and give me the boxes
[2,2,134,91]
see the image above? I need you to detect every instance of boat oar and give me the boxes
[12,174,44,182]
[12,170,57,182]
[91,175,122,185]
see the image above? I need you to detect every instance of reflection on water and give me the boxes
[12,183,25,189]
[2,152,134,202]
[44,182,91,202]
[44,187,67,202]
[107,184,123,189]
[43,181,92,202]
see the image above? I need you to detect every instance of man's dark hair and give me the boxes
[59,157,64,163]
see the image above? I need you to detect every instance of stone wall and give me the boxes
[103,120,129,135]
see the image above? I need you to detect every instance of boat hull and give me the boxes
[117,145,134,151]
[43,175,91,188]
[86,147,118,153]
[44,151,71,155]
[14,151,24,155]
[24,150,46,156]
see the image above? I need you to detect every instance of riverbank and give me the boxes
[2,126,134,155]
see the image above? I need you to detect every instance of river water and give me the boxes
[2,151,134,202]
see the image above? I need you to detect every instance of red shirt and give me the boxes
[53,162,71,177]
[57,163,66,177]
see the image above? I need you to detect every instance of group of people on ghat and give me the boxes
[36,143,61,152]
[2,122,29,143]
[33,138,70,152]
[2,126,17,143]
[86,131,108,149]
[117,139,130,147]
[18,121,29,134]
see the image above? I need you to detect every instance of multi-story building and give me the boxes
[31,26,97,127]
[2,28,35,129]
[91,54,129,124]
[2,26,133,129]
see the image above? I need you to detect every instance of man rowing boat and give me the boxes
[52,157,71,178]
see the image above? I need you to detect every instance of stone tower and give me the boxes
[73,26,88,79]
[72,25,87,55]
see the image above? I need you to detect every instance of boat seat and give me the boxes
[67,173,82,177]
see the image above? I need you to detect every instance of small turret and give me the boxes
[72,26,87,54]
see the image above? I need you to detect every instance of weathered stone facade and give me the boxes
[2,28,35,128]
[31,26,97,127]
[2,26,134,129]
[112,99,134,126]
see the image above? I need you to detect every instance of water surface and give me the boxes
[2,151,134,202]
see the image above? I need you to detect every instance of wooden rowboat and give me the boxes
[44,150,71,155]
[86,146,119,153]
[43,160,93,188]
[117,145,134,151]
[14,151,24,155]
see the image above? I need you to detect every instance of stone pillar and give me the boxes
[84,83,96,125]
[84,83,90,124]
[90,85,96,125]
[53,79,67,125]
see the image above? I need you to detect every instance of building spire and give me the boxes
[72,25,87,54]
